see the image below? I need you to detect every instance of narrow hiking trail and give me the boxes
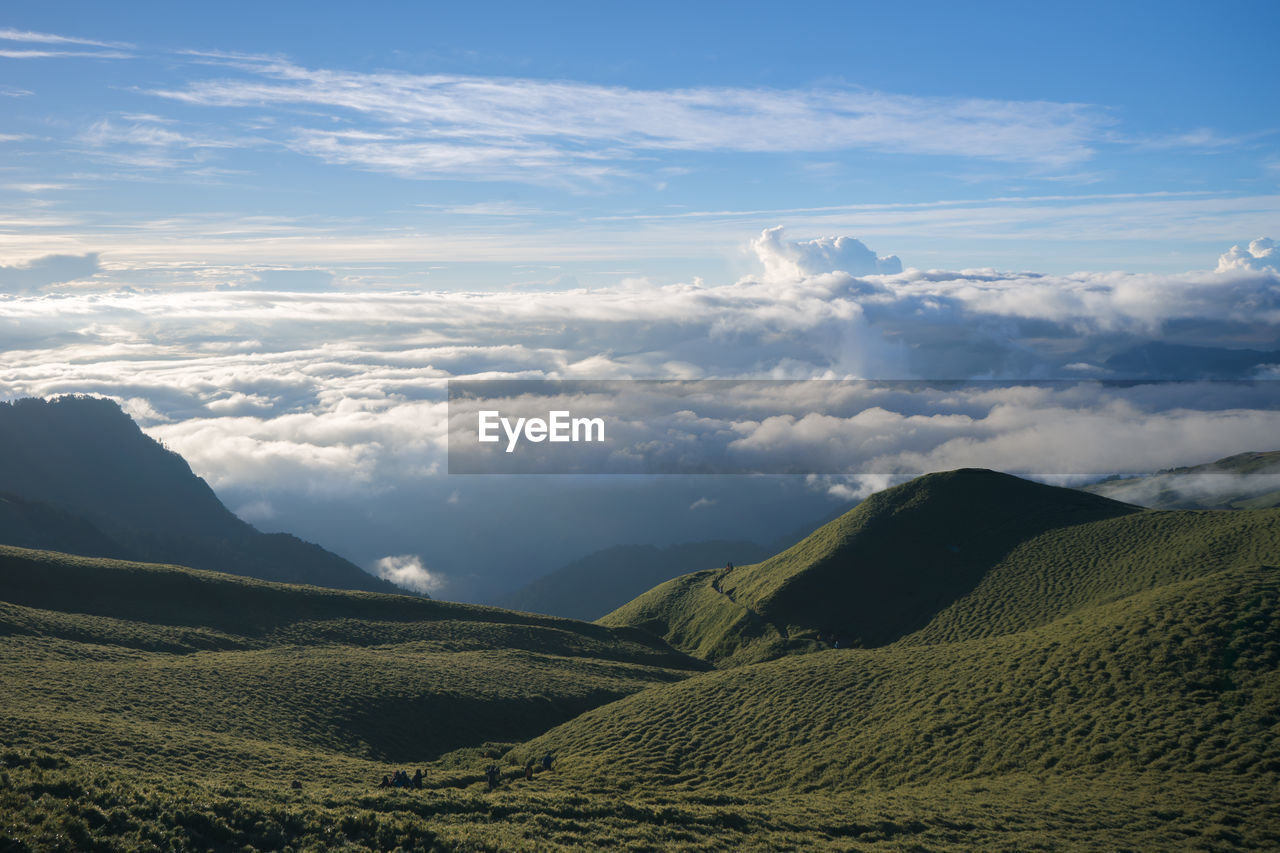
[711,567,789,640]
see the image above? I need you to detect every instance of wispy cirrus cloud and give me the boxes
[78,116,250,171]
[145,56,1107,183]
[0,28,132,49]
[0,48,132,59]
[0,29,132,60]
[1124,127,1275,152]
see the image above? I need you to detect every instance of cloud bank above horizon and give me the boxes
[2,227,1278,595]
[2,227,1278,486]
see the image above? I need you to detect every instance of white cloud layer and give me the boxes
[1,229,1277,595]
[0,228,1275,489]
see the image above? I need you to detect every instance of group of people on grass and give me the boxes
[377,768,425,789]
[376,753,554,792]
[486,752,553,790]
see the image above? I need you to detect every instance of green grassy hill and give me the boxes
[530,565,1280,794]
[900,505,1280,646]
[601,469,1144,665]
[493,561,1278,849]
[0,545,702,773]
[1084,450,1280,509]
[4,469,1279,851]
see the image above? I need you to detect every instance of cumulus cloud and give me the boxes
[1218,237,1278,273]
[369,554,445,595]
[0,253,100,293]
[753,226,902,279]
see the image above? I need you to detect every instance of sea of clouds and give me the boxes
[1,228,1277,598]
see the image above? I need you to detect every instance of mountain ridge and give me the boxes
[0,395,400,593]
[601,469,1144,664]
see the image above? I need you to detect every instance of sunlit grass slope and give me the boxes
[601,469,1146,664]
[0,545,703,771]
[531,565,1280,795]
[902,506,1280,646]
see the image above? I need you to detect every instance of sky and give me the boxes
[1,2,1279,600]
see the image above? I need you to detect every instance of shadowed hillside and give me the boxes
[0,396,399,593]
[0,492,125,558]
[601,469,1142,665]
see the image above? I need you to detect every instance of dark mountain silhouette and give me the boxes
[0,395,401,593]
[0,491,126,558]
[497,540,773,620]
[1103,341,1280,378]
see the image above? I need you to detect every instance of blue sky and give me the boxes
[2,0,1278,288]
[2,2,1279,600]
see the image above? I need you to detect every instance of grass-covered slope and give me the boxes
[1084,449,1280,509]
[4,494,1280,849]
[0,545,703,772]
[902,506,1280,646]
[601,469,1142,665]
[530,565,1280,795]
